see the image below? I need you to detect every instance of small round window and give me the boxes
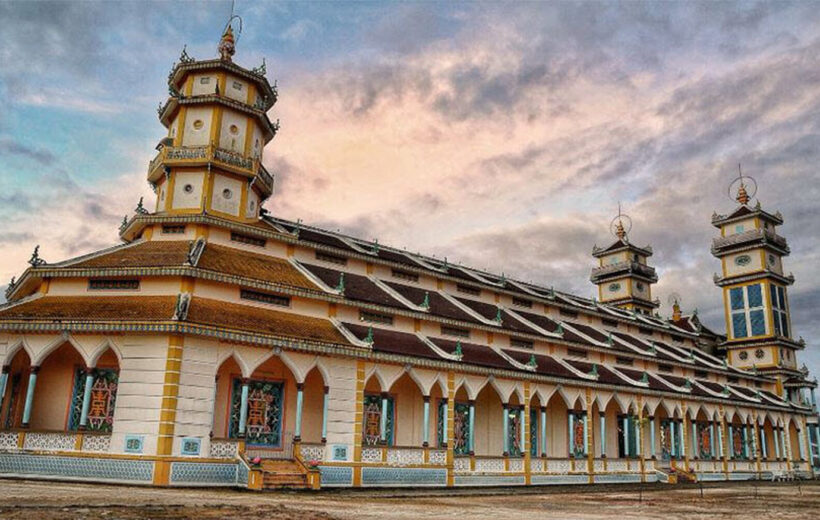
[222,188,233,200]
[192,119,204,130]
[755,348,765,359]
[608,283,621,292]
[229,124,240,135]
[767,254,776,266]
[739,351,749,360]
[183,184,194,194]
[636,282,645,291]
[734,255,752,266]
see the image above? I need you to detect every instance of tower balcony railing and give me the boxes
[148,144,274,195]
[711,228,789,253]
[590,260,658,282]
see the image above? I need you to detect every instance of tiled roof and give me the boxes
[68,240,190,268]
[0,296,176,321]
[197,243,317,290]
[186,297,348,344]
[384,282,480,323]
[501,349,577,380]
[514,311,561,333]
[300,264,406,309]
[428,338,513,370]
[344,323,440,360]
[453,297,540,335]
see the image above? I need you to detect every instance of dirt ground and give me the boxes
[0,479,817,519]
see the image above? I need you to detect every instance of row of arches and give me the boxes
[0,341,810,464]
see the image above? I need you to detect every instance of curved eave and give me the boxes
[714,270,795,287]
[712,207,784,228]
[118,214,293,243]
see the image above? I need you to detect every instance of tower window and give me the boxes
[729,284,766,338]
[222,188,233,200]
[192,119,204,130]
[770,284,789,337]
[734,254,751,266]
[183,184,194,194]
[229,124,239,135]
[608,282,621,292]
[735,224,744,233]
[200,77,211,84]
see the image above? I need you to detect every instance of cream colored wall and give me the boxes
[210,174,242,216]
[218,109,247,152]
[472,385,503,456]
[45,277,178,297]
[251,125,263,160]
[224,75,248,103]
[29,344,82,431]
[246,189,260,219]
[323,357,358,457]
[601,251,628,265]
[182,107,212,146]
[546,396,569,457]
[191,74,217,96]
[302,368,325,444]
[724,251,763,277]
[391,374,424,446]
[765,252,782,274]
[174,336,222,456]
[172,171,205,209]
[723,217,757,236]
[600,277,629,301]
[632,279,649,299]
[110,334,174,456]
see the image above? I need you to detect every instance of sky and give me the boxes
[0,1,818,380]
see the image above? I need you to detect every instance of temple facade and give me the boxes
[0,24,818,490]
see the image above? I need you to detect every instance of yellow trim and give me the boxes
[446,371,455,487]
[194,225,209,240]
[39,279,50,295]
[142,226,154,241]
[243,115,254,156]
[156,334,184,459]
[203,171,215,213]
[328,303,337,318]
[238,178,248,220]
[352,360,365,487]
[175,107,188,147]
[210,106,223,148]
[286,244,295,257]
[163,173,177,212]
[246,83,257,106]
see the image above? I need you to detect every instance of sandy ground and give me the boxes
[0,479,817,519]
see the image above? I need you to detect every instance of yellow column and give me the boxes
[681,402,689,472]
[585,388,594,483]
[352,360,365,487]
[446,371,455,487]
[524,382,531,485]
[153,334,184,486]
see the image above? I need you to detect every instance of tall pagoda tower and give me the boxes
[590,207,659,315]
[145,24,277,224]
[712,169,806,397]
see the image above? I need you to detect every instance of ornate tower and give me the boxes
[590,206,659,315]
[147,23,278,223]
[712,168,803,394]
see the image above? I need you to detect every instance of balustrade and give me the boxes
[209,438,240,458]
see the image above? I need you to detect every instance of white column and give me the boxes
[717,421,724,458]
[649,416,656,458]
[709,423,716,459]
[0,366,9,405]
[503,404,510,455]
[422,396,430,447]
[519,407,526,454]
[379,393,389,444]
[321,386,329,443]
[540,407,547,456]
[238,379,249,436]
[622,415,630,457]
[469,400,476,454]
[568,412,575,457]
[21,367,39,428]
[583,413,589,456]
[773,427,781,459]
[797,427,806,460]
[599,412,606,457]
[670,420,677,458]
[760,427,768,459]
[78,368,95,429]
[293,383,304,442]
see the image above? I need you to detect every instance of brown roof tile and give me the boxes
[0,296,176,321]
[428,338,513,370]
[69,241,190,268]
[197,243,317,291]
[185,297,348,344]
[301,264,406,309]
[384,282,480,323]
[344,323,441,360]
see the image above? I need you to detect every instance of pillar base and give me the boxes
[422,441,429,448]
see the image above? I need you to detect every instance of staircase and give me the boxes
[259,459,310,489]
[656,465,697,484]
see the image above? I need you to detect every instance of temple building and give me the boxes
[0,23,818,490]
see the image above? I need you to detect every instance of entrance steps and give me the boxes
[259,459,310,490]
[656,465,697,484]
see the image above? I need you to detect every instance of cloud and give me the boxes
[0,137,56,165]
[279,19,321,43]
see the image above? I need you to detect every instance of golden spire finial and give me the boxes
[615,202,627,240]
[218,1,242,62]
[735,163,750,205]
[672,299,682,321]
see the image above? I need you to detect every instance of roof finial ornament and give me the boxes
[610,202,632,242]
[728,163,757,206]
[28,245,46,267]
[218,0,242,62]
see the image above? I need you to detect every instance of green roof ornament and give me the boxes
[722,385,731,396]
[453,341,463,360]
[364,325,374,344]
[555,323,564,335]
[649,343,657,354]
[527,354,537,369]
[589,364,598,377]
[28,245,46,267]
[607,333,614,346]
[548,286,555,298]
[684,379,692,390]
[372,238,380,254]
[494,308,503,323]
[500,272,506,284]
[119,215,129,232]
[135,197,148,215]
[688,350,695,361]
[421,291,430,310]
[752,364,758,375]
[294,218,302,238]
[336,272,345,294]
[722,358,728,368]
[640,372,649,384]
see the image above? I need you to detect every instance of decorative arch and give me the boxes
[31,334,89,367]
[2,337,33,367]
[88,337,123,367]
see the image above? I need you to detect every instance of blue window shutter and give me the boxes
[747,284,762,307]
[749,310,766,336]
[732,312,748,338]
[730,288,745,311]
